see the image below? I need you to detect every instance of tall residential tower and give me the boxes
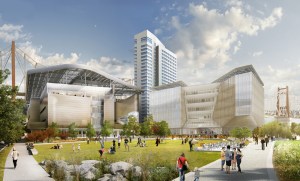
[134,30,177,121]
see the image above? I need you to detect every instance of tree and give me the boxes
[86,123,96,139]
[49,122,59,137]
[140,120,153,137]
[152,121,171,137]
[127,116,140,136]
[100,120,113,139]
[259,121,292,138]
[121,123,131,137]
[158,120,171,137]
[294,124,300,135]
[230,127,252,140]
[45,122,59,142]
[0,69,25,144]
[68,122,78,139]
[252,127,260,136]
[291,122,298,133]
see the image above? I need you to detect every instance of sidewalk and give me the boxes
[173,141,279,181]
[3,143,53,181]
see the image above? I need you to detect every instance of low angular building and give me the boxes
[26,64,140,135]
[150,65,264,134]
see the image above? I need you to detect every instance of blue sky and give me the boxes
[0,0,300,99]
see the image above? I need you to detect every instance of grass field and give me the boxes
[0,146,12,180]
[33,139,221,170]
[274,140,300,181]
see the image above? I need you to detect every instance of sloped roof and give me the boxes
[26,64,141,102]
[212,65,264,86]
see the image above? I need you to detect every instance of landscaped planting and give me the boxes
[33,139,220,180]
[274,140,300,181]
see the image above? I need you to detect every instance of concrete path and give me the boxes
[3,143,53,181]
[173,141,279,181]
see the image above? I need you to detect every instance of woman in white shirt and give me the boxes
[11,147,19,169]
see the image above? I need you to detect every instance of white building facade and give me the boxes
[150,65,264,134]
[134,30,177,121]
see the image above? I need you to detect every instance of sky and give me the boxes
[0,0,300,99]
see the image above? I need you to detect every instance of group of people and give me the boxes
[221,145,243,174]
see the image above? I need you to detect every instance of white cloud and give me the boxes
[253,51,263,57]
[261,65,300,97]
[86,57,133,79]
[166,3,282,83]
[0,24,29,42]
[18,42,80,66]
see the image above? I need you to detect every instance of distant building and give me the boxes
[134,30,177,121]
[26,64,140,136]
[150,65,264,134]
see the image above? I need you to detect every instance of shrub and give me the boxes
[59,132,69,140]
[274,141,300,180]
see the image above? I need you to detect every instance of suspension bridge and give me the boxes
[0,41,44,96]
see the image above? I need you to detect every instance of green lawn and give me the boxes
[274,140,300,181]
[33,139,220,170]
[0,146,12,180]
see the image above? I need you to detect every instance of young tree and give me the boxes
[101,120,113,139]
[121,123,131,137]
[86,122,96,139]
[140,120,153,137]
[68,122,78,139]
[230,127,251,140]
[127,116,140,136]
[49,122,59,137]
[291,122,298,133]
[259,121,292,138]
[158,120,171,137]
[0,69,25,144]
[45,122,59,142]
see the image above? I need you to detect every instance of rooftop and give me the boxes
[212,64,264,86]
[26,64,141,103]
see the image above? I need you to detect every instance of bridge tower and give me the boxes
[276,86,291,125]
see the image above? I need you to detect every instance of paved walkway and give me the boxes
[173,141,279,181]
[3,143,53,181]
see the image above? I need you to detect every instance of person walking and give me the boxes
[72,143,75,152]
[220,147,226,171]
[194,167,200,181]
[225,145,232,174]
[261,138,265,150]
[176,153,189,181]
[231,148,237,170]
[265,136,269,147]
[118,137,121,149]
[77,144,81,151]
[124,137,129,151]
[189,138,193,151]
[11,147,19,169]
[155,137,159,147]
[100,138,105,149]
[236,148,243,173]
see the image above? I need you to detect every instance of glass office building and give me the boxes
[150,65,264,134]
[134,30,177,121]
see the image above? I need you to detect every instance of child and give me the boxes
[77,144,81,151]
[194,167,200,181]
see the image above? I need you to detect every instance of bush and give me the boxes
[59,132,69,140]
[26,131,47,143]
[274,141,300,180]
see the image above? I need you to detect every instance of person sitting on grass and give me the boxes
[109,146,116,154]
